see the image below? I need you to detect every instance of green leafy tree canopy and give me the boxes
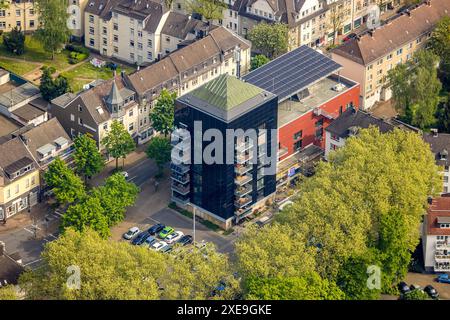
[73,134,105,182]
[150,89,176,136]
[101,120,136,170]
[248,23,288,59]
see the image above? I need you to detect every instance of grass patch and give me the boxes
[0,57,38,75]
[168,202,222,232]
[222,228,235,236]
[61,62,137,93]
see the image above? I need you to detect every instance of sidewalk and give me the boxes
[0,202,51,235]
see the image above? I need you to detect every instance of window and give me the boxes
[129,109,134,117]
[130,40,134,47]
[387,53,393,60]
[78,118,83,125]
[130,53,135,60]
[130,28,134,36]
[89,14,94,23]
[114,46,118,53]
[0,10,5,17]
[138,42,143,50]
[396,48,403,55]
[293,130,302,140]
[31,176,35,185]
[113,35,118,42]
[15,184,19,194]
[89,38,94,46]
[0,22,5,29]
[128,123,134,131]
[103,123,108,130]
[113,23,118,31]
[148,39,152,47]
[102,26,107,34]
[294,140,302,151]
[147,51,152,60]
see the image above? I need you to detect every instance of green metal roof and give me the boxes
[190,74,264,110]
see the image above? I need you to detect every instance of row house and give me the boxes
[0,0,37,33]
[423,197,450,273]
[331,0,450,109]
[423,130,450,195]
[85,0,207,65]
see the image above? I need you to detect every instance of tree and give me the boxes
[35,0,71,59]
[403,289,430,300]
[388,50,442,128]
[164,0,174,10]
[429,16,450,89]
[101,120,136,170]
[39,66,70,101]
[0,285,17,300]
[19,228,164,300]
[187,0,226,22]
[149,88,176,136]
[92,173,139,227]
[73,134,105,183]
[248,23,288,59]
[19,228,238,300]
[250,54,270,71]
[0,1,10,9]
[437,93,450,133]
[245,273,344,300]
[146,137,172,176]
[327,2,345,45]
[3,27,25,55]
[44,157,85,205]
[61,196,110,239]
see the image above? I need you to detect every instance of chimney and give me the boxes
[0,241,5,256]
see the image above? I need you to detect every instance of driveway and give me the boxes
[406,272,450,300]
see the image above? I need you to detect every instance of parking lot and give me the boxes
[406,272,450,300]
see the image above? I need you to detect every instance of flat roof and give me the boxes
[243,45,342,103]
[12,103,45,121]
[277,75,355,127]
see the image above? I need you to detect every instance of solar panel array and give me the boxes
[243,46,342,103]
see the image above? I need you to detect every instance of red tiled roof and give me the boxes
[426,197,450,236]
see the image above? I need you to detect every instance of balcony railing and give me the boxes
[436,241,450,250]
[235,173,252,186]
[235,152,254,164]
[172,190,189,204]
[171,163,190,174]
[235,206,252,217]
[171,151,190,164]
[235,164,252,175]
[236,140,254,153]
[171,172,190,184]
[171,181,190,195]
[434,263,450,272]
[235,195,252,208]
[235,184,253,197]
[172,128,190,141]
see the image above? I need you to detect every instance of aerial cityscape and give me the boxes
[0,0,449,305]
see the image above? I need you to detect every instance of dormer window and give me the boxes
[440,149,448,161]
[437,217,450,228]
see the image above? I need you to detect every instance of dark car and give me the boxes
[177,235,193,246]
[131,231,150,245]
[148,223,165,235]
[398,281,410,295]
[343,33,357,42]
[161,245,173,254]
[424,285,439,299]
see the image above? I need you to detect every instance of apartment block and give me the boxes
[0,0,37,33]
[424,131,450,195]
[68,0,90,41]
[331,0,450,109]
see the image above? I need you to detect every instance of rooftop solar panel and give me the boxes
[243,46,342,103]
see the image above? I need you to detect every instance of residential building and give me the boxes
[324,108,419,159]
[52,26,250,148]
[85,0,207,64]
[331,0,450,109]
[172,74,278,229]
[0,241,24,286]
[0,138,40,222]
[171,46,360,228]
[243,45,360,185]
[0,0,38,33]
[50,75,141,150]
[423,197,450,273]
[0,69,45,126]
[423,130,450,194]
[68,0,90,41]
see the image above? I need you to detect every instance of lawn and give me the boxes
[0,57,38,75]
[61,62,136,93]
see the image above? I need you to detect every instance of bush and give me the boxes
[66,43,90,55]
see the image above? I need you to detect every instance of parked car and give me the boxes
[409,284,422,291]
[131,231,150,245]
[151,241,169,251]
[148,223,165,235]
[141,236,157,248]
[159,226,174,239]
[161,245,173,253]
[398,281,411,295]
[177,235,193,246]
[165,231,184,244]
[120,171,129,179]
[123,227,140,240]
[424,285,439,299]
[436,273,450,284]
[343,33,357,42]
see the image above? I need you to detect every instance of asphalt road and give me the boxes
[126,158,157,187]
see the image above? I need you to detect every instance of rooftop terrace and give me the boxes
[277,75,357,127]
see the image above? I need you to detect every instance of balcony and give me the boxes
[235,196,252,208]
[236,140,254,153]
[235,173,252,186]
[278,146,288,158]
[172,190,189,204]
[171,162,190,174]
[172,139,190,151]
[171,181,190,195]
[235,163,252,175]
[235,184,253,197]
[172,127,190,141]
[235,206,252,217]
[436,241,450,250]
[171,171,190,184]
[171,151,190,164]
[434,263,450,272]
[235,152,254,164]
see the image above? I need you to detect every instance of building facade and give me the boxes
[331,0,450,109]
[423,131,450,195]
[423,197,450,273]
[0,0,37,33]
[172,74,278,229]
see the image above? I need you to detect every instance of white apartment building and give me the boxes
[424,131,450,195]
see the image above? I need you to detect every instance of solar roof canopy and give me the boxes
[243,45,342,103]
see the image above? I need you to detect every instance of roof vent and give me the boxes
[431,128,438,137]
